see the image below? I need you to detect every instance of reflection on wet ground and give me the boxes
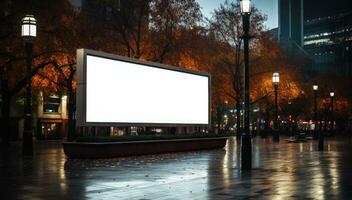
[1,136,352,199]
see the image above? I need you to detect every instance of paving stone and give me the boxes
[1,136,352,199]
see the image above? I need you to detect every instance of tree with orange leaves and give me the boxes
[249,31,307,130]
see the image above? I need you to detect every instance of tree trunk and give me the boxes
[67,78,76,141]
[265,106,271,130]
[1,94,11,146]
[216,105,222,134]
[0,76,11,146]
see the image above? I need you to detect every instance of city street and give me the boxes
[1,0,352,199]
[1,136,352,199]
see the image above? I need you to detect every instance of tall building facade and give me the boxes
[278,0,352,75]
[278,0,304,51]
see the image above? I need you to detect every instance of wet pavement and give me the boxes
[1,136,352,200]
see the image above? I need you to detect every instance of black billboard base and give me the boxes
[63,137,228,159]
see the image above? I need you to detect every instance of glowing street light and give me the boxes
[272,72,279,85]
[240,0,251,13]
[21,15,37,38]
[330,91,334,97]
[313,85,318,91]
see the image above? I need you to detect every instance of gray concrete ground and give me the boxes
[1,136,352,200]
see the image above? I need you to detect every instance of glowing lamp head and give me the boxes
[330,91,334,97]
[21,15,37,38]
[272,72,279,85]
[240,0,251,14]
[313,85,318,91]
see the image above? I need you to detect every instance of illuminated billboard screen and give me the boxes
[76,49,210,126]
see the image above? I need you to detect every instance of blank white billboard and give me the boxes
[77,50,210,126]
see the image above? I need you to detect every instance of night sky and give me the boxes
[197,0,278,30]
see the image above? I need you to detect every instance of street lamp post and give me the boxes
[21,15,36,156]
[272,72,279,142]
[313,84,318,140]
[330,91,335,134]
[313,85,324,151]
[240,0,252,170]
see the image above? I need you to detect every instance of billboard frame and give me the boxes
[76,49,211,127]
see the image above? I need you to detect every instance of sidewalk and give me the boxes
[0,136,352,199]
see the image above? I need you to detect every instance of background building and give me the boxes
[278,0,304,52]
[35,92,68,140]
[278,0,352,75]
[1,92,69,140]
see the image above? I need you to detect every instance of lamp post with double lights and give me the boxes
[21,15,36,156]
[240,0,252,170]
[272,72,279,142]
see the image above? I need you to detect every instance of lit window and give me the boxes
[43,95,61,113]
[304,38,332,45]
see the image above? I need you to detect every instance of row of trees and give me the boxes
[1,0,351,145]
